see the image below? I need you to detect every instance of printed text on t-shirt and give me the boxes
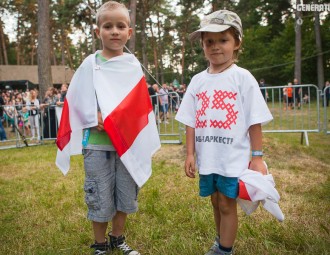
[195,136,234,144]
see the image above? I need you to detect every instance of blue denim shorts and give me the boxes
[160,103,168,113]
[83,150,139,222]
[199,174,239,199]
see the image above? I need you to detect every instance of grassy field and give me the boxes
[0,132,329,255]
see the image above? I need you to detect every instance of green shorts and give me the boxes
[199,174,239,199]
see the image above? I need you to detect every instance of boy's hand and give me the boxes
[249,157,267,175]
[185,155,196,178]
[96,111,104,131]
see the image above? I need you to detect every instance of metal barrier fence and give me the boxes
[1,85,329,149]
[0,92,184,149]
[0,103,61,148]
[260,84,322,145]
[150,91,184,144]
[323,85,330,134]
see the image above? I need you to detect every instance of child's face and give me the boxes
[95,8,132,58]
[202,30,240,71]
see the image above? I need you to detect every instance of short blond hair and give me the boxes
[96,1,130,27]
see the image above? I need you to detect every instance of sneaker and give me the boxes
[109,234,140,255]
[205,237,233,255]
[90,241,110,255]
[205,237,221,255]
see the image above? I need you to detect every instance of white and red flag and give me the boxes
[237,168,284,222]
[56,52,161,187]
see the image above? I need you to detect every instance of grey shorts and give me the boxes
[83,149,139,222]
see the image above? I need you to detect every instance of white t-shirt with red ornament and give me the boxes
[175,65,273,177]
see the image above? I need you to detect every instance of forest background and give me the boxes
[0,0,329,89]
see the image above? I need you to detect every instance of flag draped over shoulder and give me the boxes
[56,52,161,187]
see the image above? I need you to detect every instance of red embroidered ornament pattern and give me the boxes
[196,91,210,128]
[196,89,238,130]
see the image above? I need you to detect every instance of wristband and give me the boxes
[252,150,263,157]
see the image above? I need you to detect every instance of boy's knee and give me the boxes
[210,193,219,209]
[218,196,236,215]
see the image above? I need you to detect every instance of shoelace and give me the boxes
[94,250,107,255]
[117,242,133,252]
[210,241,219,251]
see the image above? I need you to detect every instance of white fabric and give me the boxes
[237,169,285,222]
[120,111,160,186]
[55,106,63,127]
[175,65,273,177]
[55,52,160,187]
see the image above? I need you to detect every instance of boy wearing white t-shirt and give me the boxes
[175,10,273,255]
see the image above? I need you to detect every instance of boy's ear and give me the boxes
[95,27,100,39]
[127,27,133,39]
[234,40,242,50]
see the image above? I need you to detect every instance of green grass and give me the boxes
[0,132,330,254]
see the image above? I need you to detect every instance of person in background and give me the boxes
[147,82,157,114]
[26,89,40,142]
[287,82,293,110]
[293,78,302,109]
[56,83,68,107]
[259,78,267,101]
[41,87,58,139]
[282,84,288,110]
[159,83,169,124]
[324,80,330,107]
[175,10,273,255]
[152,84,161,123]
[0,93,7,141]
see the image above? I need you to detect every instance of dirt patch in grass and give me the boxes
[153,144,186,167]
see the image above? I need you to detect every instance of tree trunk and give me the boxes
[294,1,302,83]
[61,28,65,65]
[181,20,188,85]
[314,9,324,89]
[148,18,159,82]
[156,12,164,84]
[128,0,137,53]
[0,18,8,65]
[181,36,186,85]
[52,47,57,66]
[88,0,96,53]
[65,36,74,70]
[16,16,21,65]
[140,1,148,81]
[37,0,53,101]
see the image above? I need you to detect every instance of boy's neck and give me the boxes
[100,50,124,60]
[208,61,234,74]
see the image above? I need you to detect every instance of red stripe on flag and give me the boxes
[56,98,72,151]
[239,180,252,201]
[103,77,152,156]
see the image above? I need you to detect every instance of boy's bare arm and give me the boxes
[96,111,104,131]
[249,123,267,175]
[185,126,196,178]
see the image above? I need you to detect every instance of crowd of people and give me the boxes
[0,80,186,142]
[258,78,330,110]
[147,82,186,124]
[0,83,68,142]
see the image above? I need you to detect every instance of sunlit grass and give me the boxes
[0,131,329,254]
